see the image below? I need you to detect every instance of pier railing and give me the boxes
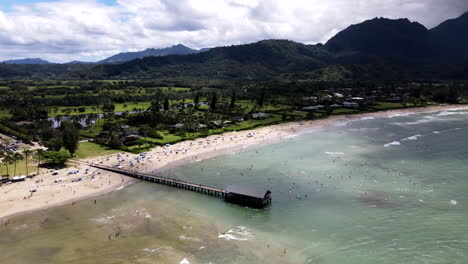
[71,160,226,197]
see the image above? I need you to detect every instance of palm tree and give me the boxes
[2,152,14,178]
[0,150,4,176]
[13,152,24,177]
[36,149,44,175]
[23,149,32,177]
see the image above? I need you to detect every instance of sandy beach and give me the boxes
[1,104,468,221]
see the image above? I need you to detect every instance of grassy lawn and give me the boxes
[142,131,182,145]
[149,87,191,92]
[74,141,120,159]
[236,100,291,112]
[1,156,38,177]
[48,102,152,117]
[0,110,11,118]
[370,102,406,110]
[332,108,360,115]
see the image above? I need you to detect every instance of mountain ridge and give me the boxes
[98,44,209,64]
[2,58,53,65]
[1,12,467,80]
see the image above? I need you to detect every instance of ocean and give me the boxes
[1,109,468,264]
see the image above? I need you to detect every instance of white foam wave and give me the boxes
[402,134,422,141]
[325,152,345,156]
[180,258,190,264]
[359,117,375,121]
[384,141,401,147]
[437,111,468,116]
[218,226,255,241]
[179,235,201,242]
[92,215,115,223]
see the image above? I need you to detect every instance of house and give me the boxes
[252,112,269,119]
[231,116,244,122]
[95,132,110,139]
[123,129,140,137]
[15,121,34,126]
[302,106,319,111]
[209,120,224,128]
[304,96,318,103]
[224,184,272,208]
[171,123,184,128]
[123,135,141,146]
[343,101,359,108]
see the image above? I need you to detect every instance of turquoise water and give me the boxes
[1,109,468,263]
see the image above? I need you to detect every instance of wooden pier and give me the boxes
[70,160,271,208]
[79,162,227,197]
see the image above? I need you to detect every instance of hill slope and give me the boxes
[325,18,431,60]
[430,12,468,61]
[99,44,208,64]
[81,40,333,79]
[2,58,53,65]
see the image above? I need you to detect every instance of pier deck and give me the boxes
[72,161,227,197]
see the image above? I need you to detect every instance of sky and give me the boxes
[0,0,467,63]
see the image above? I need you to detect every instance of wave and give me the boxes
[384,141,401,147]
[179,235,202,242]
[359,117,375,121]
[218,226,255,241]
[92,215,115,224]
[325,152,345,156]
[401,134,422,141]
[180,258,190,264]
[437,111,468,116]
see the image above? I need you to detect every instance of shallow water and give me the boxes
[2,109,468,264]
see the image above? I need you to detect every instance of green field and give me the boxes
[74,141,120,159]
[0,110,11,118]
[48,102,152,117]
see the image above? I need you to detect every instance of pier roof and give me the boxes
[226,184,270,199]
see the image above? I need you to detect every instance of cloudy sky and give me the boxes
[0,0,467,63]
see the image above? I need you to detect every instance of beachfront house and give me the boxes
[123,135,141,146]
[343,101,359,108]
[209,120,224,128]
[302,106,319,111]
[231,116,244,122]
[225,184,272,208]
[252,112,269,119]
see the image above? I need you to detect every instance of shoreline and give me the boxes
[1,104,468,221]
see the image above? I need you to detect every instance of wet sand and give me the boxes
[1,104,467,220]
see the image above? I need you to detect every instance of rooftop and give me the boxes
[226,184,270,199]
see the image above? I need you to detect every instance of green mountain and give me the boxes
[2,58,53,65]
[98,44,208,64]
[78,40,333,79]
[430,12,468,61]
[326,12,468,63]
[1,13,468,81]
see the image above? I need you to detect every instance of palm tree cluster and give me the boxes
[0,149,36,180]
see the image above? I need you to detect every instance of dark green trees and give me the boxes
[210,93,218,111]
[62,121,80,156]
[163,98,170,111]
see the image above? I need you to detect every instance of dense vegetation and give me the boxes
[0,13,468,181]
[0,12,467,81]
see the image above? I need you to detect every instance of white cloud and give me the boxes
[0,0,466,62]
